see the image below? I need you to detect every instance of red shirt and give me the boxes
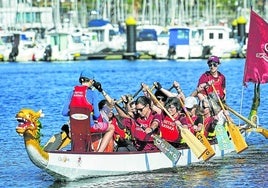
[198,71,226,100]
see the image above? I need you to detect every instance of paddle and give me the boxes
[116,86,143,104]
[225,105,268,139]
[204,88,233,150]
[177,96,215,161]
[211,84,248,153]
[114,103,181,164]
[145,85,207,159]
[43,124,71,151]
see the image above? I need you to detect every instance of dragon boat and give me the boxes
[15,10,268,181]
[15,107,253,181]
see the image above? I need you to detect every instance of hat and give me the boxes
[80,70,94,80]
[207,55,220,64]
[184,97,198,109]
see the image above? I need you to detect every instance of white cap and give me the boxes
[184,96,198,108]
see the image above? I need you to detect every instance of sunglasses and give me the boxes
[200,101,210,110]
[136,105,146,112]
[157,96,165,102]
[186,107,193,111]
[208,62,218,68]
[79,77,92,83]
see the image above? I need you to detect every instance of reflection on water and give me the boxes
[1,59,268,187]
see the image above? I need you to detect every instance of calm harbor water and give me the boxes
[1,59,268,188]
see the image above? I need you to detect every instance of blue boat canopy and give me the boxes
[169,28,190,46]
[88,19,110,27]
[137,29,157,41]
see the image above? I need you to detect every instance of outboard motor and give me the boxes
[168,46,176,59]
[43,45,52,61]
[9,45,19,62]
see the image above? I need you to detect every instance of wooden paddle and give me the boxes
[43,130,71,151]
[204,88,233,150]
[116,86,143,104]
[211,84,248,153]
[145,86,207,159]
[177,96,215,161]
[225,105,268,139]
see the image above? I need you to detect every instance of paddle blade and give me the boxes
[58,137,71,150]
[43,132,70,151]
[180,127,207,159]
[246,127,268,139]
[153,134,181,164]
[215,124,233,150]
[227,122,248,153]
[196,132,215,161]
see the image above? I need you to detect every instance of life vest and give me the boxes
[161,115,181,142]
[69,85,93,111]
[199,71,225,99]
[201,116,216,140]
[180,115,198,134]
[69,85,93,152]
[111,117,128,141]
[133,112,156,142]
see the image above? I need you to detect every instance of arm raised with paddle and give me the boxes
[93,81,181,164]
[155,82,215,161]
[144,83,207,159]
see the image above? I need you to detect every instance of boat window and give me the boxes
[209,33,214,39]
[92,30,104,42]
[218,33,223,39]
[137,29,157,41]
[0,36,13,43]
[72,35,82,43]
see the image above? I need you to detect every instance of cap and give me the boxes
[184,96,198,109]
[80,70,94,80]
[207,55,220,64]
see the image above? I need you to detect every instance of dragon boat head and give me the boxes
[15,108,44,136]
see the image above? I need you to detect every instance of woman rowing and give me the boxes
[128,95,162,151]
[160,97,185,147]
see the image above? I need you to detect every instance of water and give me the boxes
[1,59,268,188]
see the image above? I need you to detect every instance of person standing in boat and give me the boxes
[191,55,226,102]
[130,96,162,151]
[62,70,114,152]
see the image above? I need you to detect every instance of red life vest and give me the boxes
[180,115,198,134]
[161,115,181,142]
[133,112,155,142]
[69,85,93,111]
[111,117,126,140]
[203,116,214,137]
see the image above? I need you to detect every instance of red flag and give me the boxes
[243,10,268,85]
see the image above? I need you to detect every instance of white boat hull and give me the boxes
[45,143,233,181]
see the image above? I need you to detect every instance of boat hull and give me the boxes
[45,143,234,181]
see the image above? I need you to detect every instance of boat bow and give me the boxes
[15,108,48,169]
